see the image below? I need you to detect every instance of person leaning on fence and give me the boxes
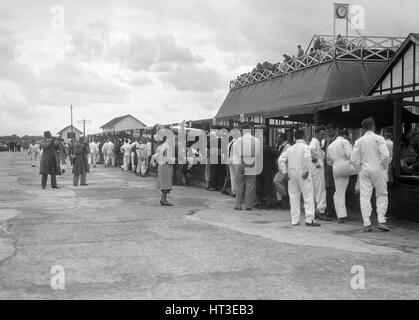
[278,130,320,227]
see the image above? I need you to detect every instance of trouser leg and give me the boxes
[288,171,301,225]
[372,170,388,224]
[244,175,256,209]
[334,176,349,219]
[73,174,79,186]
[51,174,57,188]
[311,165,327,213]
[229,164,238,195]
[111,154,115,167]
[131,152,135,171]
[81,171,87,185]
[359,170,373,227]
[235,165,245,208]
[92,153,96,166]
[41,174,47,188]
[301,176,315,223]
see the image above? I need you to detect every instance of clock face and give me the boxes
[336,6,348,18]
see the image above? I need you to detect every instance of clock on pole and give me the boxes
[333,3,350,39]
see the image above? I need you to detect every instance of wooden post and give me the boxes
[393,98,402,185]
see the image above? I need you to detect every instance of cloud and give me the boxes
[68,21,202,71]
[159,65,223,92]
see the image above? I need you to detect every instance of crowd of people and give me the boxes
[234,34,361,84]
[27,116,419,231]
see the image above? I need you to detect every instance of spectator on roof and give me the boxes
[297,45,304,57]
[314,37,322,50]
[283,54,292,63]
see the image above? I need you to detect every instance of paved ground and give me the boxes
[0,151,418,299]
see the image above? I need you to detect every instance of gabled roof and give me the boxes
[215,60,386,119]
[100,114,147,129]
[57,125,83,135]
[367,33,419,96]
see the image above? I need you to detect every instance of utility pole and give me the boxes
[78,119,91,137]
[70,105,73,134]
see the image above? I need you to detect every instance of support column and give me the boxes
[393,98,402,185]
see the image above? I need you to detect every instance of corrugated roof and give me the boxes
[215,60,387,119]
[100,114,147,129]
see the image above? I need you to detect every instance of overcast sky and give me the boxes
[0,0,418,135]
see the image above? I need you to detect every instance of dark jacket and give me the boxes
[72,142,90,175]
[39,138,61,176]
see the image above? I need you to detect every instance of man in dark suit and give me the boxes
[39,131,61,189]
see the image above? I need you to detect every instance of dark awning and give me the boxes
[216,60,387,120]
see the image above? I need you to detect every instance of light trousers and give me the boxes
[229,164,239,195]
[122,153,131,171]
[359,169,388,227]
[104,153,115,167]
[88,152,97,166]
[235,164,256,209]
[333,176,349,219]
[311,164,327,213]
[288,169,315,225]
[137,157,148,176]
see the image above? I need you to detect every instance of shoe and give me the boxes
[245,208,252,211]
[377,223,390,232]
[292,223,300,227]
[52,187,60,189]
[93,165,97,168]
[234,207,242,211]
[232,194,236,198]
[305,221,321,227]
[208,188,217,191]
[364,225,373,232]
[81,184,88,186]
[338,218,346,224]
[42,187,46,189]
[61,169,66,174]
[317,213,332,221]
[160,200,173,206]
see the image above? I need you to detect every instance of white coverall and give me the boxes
[278,139,315,225]
[350,131,390,227]
[28,143,40,167]
[228,139,238,195]
[88,142,99,166]
[136,143,148,176]
[309,137,327,213]
[102,141,115,167]
[326,136,353,219]
[121,142,133,171]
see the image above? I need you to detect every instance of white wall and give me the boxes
[59,127,81,143]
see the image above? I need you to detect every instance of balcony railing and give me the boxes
[230,35,405,90]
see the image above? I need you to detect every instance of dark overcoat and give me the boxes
[72,142,90,175]
[39,139,61,176]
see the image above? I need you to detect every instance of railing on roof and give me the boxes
[230,35,405,91]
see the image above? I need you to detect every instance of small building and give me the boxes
[57,125,83,143]
[100,114,147,133]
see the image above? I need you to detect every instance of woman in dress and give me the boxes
[155,136,176,206]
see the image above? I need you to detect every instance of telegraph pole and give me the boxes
[70,105,74,134]
[78,119,91,137]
